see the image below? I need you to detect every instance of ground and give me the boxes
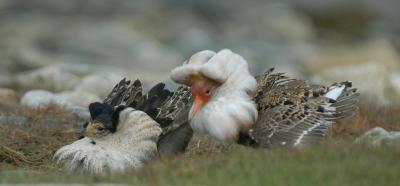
[0,102,400,185]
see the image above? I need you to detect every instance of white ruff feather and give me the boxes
[54,108,162,175]
[190,91,257,141]
[171,49,258,141]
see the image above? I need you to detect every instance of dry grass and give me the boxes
[1,103,400,170]
[0,104,80,170]
[331,103,400,139]
[0,103,400,185]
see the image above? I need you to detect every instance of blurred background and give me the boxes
[1,0,400,113]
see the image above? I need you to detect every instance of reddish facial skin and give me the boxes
[190,82,212,118]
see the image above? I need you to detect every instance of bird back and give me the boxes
[249,68,359,148]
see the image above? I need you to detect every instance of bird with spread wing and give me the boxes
[170,49,359,148]
[54,79,193,175]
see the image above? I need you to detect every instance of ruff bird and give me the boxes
[170,49,359,148]
[54,79,193,175]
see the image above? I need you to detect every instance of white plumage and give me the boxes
[171,49,258,141]
[54,108,162,175]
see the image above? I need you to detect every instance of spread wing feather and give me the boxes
[103,78,193,155]
[249,68,359,148]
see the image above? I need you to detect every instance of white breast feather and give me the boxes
[191,91,257,141]
[54,108,162,175]
[187,49,258,141]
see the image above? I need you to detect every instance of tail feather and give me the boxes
[323,81,359,121]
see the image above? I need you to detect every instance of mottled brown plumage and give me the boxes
[248,68,359,147]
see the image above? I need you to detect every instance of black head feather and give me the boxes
[88,102,115,133]
[89,102,113,120]
[111,105,127,133]
[148,83,166,98]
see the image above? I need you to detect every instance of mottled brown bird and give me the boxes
[170,49,359,148]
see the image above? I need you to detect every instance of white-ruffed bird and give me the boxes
[54,79,193,175]
[170,49,359,148]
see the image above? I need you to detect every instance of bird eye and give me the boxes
[97,127,105,131]
[204,89,211,95]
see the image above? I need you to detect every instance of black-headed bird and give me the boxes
[170,49,359,148]
[54,79,193,175]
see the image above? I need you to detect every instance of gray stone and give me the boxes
[20,90,62,108]
[20,89,100,108]
[355,127,400,147]
[14,66,81,92]
[56,91,100,108]
[0,88,18,105]
[74,73,125,99]
[66,106,91,120]
[0,116,28,127]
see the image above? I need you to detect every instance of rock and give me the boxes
[11,59,155,95]
[0,88,19,111]
[74,73,124,99]
[66,106,91,120]
[19,89,92,120]
[356,127,400,147]
[20,89,100,108]
[20,90,61,108]
[304,38,400,105]
[14,63,145,100]
[14,66,81,92]
[53,63,127,78]
[0,88,18,105]
[0,116,29,127]
[389,72,400,96]
[57,91,100,108]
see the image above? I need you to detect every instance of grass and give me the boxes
[1,144,399,186]
[1,103,400,185]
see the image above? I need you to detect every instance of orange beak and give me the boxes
[190,88,210,119]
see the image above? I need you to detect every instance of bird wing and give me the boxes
[156,86,194,157]
[249,68,359,148]
[104,79,172,122]
[104,78,193,155]
[103,78,144,107]
[157,86,192,128]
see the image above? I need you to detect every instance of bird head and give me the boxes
[86,102,122,138]
[170,49,258,141]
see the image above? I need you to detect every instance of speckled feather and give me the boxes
[249,68,359,148]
